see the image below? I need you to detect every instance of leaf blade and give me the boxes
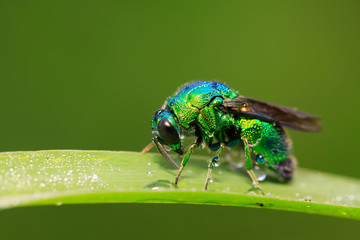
[0,150,359,220]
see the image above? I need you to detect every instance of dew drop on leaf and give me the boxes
[143,179,178,190]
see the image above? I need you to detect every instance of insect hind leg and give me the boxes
[270,156,297,182]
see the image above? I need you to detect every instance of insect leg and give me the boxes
[244,140,264,195]
[175,143,197,184]
[204,143,225,190]
[152,138,180,169]
[141,142,155,154]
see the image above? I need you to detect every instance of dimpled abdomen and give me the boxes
[256,122,291,164]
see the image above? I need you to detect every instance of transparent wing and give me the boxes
[222,96,322,132]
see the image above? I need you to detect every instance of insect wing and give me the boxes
[222,96,322,132]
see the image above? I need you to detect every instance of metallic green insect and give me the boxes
[142,81,321,192]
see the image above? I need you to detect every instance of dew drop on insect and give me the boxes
[164,145,172,152]
[253,166,266,181]
[257,173,266,182]
[212,156,219,167]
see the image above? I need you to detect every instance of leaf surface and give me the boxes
[0,150,359,220]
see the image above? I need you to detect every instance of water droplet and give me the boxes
[147,162,151,166]
[297,195,312,202]
[246,191,257,196]
[348,194,355,201]
[56,202,62,206]
[144,179,178,190]
[253,166,266,181]
[147,171,152,176]
[233,162,244,169]
[304,195,312,202]
[91,174,99,182]
[255,153,266,165]
[256,173,266,181]
[164,146,172,152]
[223,186,231,192]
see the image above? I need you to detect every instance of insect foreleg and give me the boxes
[141,142,155,154]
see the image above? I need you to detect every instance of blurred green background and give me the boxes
[0,0,359,239]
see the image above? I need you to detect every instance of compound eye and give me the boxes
[158,118,180,145]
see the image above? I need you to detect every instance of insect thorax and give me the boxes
[165,81,238,130]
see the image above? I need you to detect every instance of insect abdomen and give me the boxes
[256,122,291,163]
[238,119,291,164]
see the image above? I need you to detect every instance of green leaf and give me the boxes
[0,150,359,220]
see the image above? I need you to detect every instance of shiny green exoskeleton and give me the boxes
[143,81,321,192]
